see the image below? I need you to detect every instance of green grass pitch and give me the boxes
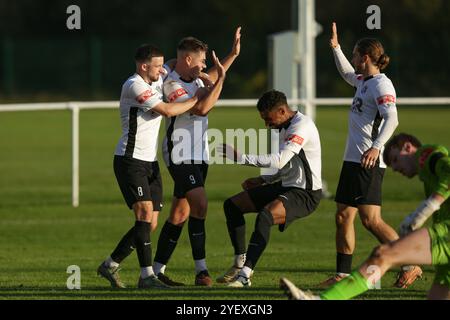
[0,106,449,300]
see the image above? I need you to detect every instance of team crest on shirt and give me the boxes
[351,97,363,113]
[361,85,368,94]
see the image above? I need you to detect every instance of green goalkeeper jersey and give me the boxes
[416,144,450,225]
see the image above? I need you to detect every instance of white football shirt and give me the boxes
[344,73,397,168]
[114,73,164,162]
[162,70,208,165]
[263,112,323,190]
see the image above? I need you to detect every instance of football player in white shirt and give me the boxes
[217,90,323,287]
[152,28,241,287]
[320,23,422,288]
[97,44,198,289]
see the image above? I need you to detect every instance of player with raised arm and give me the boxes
[151,28,241,287]
[320,22,422,289]
[217,90,322,287]
[97,44,198,289]
[281,133,450,300]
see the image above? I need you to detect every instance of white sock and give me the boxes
[337,272,350,278]
[140,267,154,279]
[153,262,166,275]
[401,265,414,271]
[240,266,253,278]
[104,256,119,268]
[194,259,207,274]
[234,254,246,268]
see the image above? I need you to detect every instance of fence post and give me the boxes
[69,102,80,207]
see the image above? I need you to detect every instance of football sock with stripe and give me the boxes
[110,226,135,264]
[224,199,247,256]
[336,252,353,274]
[134,221,152,269]
[188,216,206,262]
[154,221,183,268]
[244,208,273,270]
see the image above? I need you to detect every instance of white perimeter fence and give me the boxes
[1,97,450,207]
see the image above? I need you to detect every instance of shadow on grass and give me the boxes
[0,285,286,300]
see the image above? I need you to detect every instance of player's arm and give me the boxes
[131,81,196,117]
[399,155,450,236]
[151,97,198,117]
[361,84,399,169]
[220,120,309,172]
[220,143,296,169]
[330,22,360,87]
[205,27,241,84]
[220,145,289,190]
[190,50,226,116]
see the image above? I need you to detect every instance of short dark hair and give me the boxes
[177,37,208,54]
[134,44,163,63]
[383,133,422,165]
[256,90,288,112]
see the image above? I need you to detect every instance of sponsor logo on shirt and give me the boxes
[168,88,188,102]
[351,97,363,113]
[419,147,434,169]
[136,89,156,104]
[377,94,396,105]
[285,134,304,145]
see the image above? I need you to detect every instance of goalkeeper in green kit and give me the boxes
[281,133,450,300]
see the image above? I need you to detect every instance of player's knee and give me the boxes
[361,216,381,232]
[224,198,245,227]
[335,210,352,227]
[369,244,391,265]
[169,208,189,225]
[254,209,274,244]
[150,221,158,232]
[256,208,275,229]
[168,216,187,226]
[224,198,242,218]
[133,202,153,221]
[192,199,207,218]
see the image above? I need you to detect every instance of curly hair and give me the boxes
[256,90,288,112]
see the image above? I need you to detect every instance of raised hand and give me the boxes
[231,26,241,57]
[212,50,226,81]
[330,22,339,48]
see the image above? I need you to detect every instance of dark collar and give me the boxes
[278,112,297,131]
[180,76,195,83]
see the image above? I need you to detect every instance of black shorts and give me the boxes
[247,182,322,232]
[167,162,209,198]
[334,161,385,207]
[113,155,163,210]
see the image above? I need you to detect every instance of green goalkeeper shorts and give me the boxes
[428,222,450,287]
